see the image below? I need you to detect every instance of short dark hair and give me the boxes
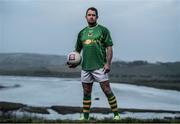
[86,7,98,17]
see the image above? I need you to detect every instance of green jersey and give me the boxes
[75,24,113,71]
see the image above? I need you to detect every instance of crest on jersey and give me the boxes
[88,30,93,37]
[88,32,93,37]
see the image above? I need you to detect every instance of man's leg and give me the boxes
[82,82,93,120]
[99,80,119,118]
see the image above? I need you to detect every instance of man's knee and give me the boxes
[100,81,112,94]
[104,89,113,97]
[84,93,91,98]
[83,89,92,98]
[83,86,92,97]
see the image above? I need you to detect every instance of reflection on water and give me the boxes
[0,75,180,111]
[11,109,180,120]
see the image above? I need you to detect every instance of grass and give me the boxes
[0,112,180,123]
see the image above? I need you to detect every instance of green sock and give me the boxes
[107,93,119,116]
[84,113,89,119]
[83,95,91,119]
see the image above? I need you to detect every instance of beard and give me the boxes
[88,20,97,27]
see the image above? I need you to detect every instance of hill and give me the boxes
[0,53,80,77]
[0,53,180,90]
[0,53,68,67]
[110,61,180,90]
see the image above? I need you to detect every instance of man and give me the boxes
[68,7,120,120]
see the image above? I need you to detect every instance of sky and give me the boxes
[0,0,179,62]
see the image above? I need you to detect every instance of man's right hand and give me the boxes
[66,62,78,68]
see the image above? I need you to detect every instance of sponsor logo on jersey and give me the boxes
[84,39,92,45]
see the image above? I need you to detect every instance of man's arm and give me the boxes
[106,46,113,66]
[103,46,113,73]
[67,32,82,68]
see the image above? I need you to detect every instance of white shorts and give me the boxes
[81,68,109,83]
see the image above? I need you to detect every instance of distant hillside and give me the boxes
[0,53,180,90]
[109,61,180,90]
[0,53,66,68]
[0,53,81,77]
[110,61,180,77]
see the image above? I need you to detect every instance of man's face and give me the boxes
[86,10,98,25]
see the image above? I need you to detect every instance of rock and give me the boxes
[21,106,49,114]
[0,101,26,112]
[94,97,100,100]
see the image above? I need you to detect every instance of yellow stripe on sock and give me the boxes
[109,99,116,104]
[83,100,91,103]
[109,96,115,100]
[83,109,90,113]
[110,103,117,108]
[112,108,118,112]
[83,105,91,108]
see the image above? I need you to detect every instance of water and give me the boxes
[0,75,180,119]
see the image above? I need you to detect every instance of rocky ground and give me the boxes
[0,101,180,123]
[1,101,180,115]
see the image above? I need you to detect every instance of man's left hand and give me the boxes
[103,63,110,73]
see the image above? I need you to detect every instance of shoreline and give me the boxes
[1,101,180,122]
[0,74,180,91]
[1,101,180,115]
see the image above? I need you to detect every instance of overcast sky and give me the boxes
[0,0,179,62]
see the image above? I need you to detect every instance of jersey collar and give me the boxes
[88,24,98,29]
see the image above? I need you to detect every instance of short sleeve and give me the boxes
[103,28,113,47]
